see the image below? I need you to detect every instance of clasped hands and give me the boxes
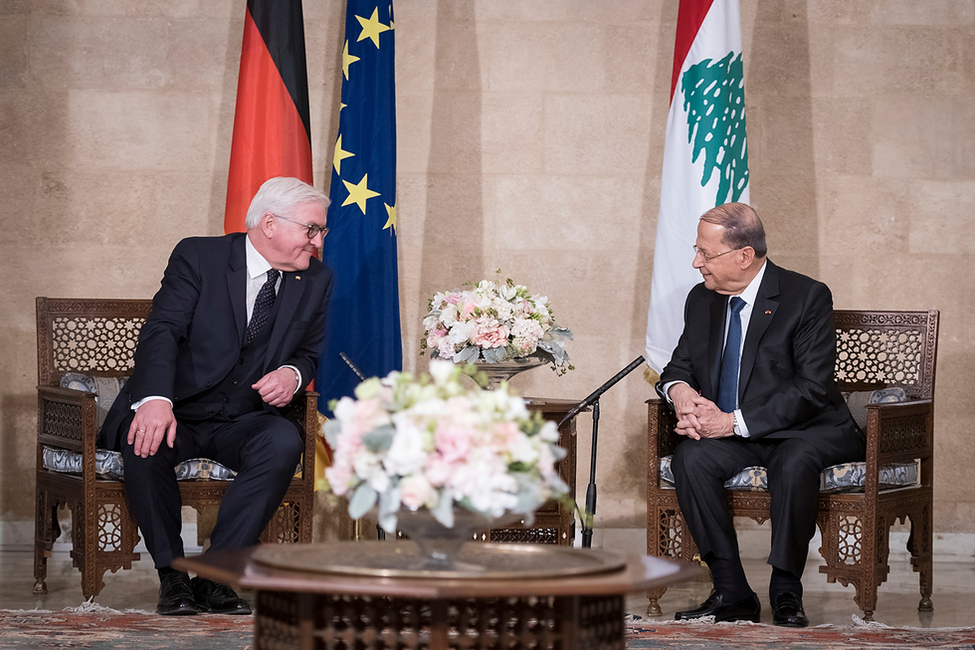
[667,383,736,440]
[127,367,298,458]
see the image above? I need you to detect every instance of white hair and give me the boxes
[244,177,330,229]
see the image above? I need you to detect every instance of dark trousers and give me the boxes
[120,411,303,568]
[672,435,860,577]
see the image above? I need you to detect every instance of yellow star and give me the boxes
[341,173,381,214]
[356,8,390,48]
[342,40,360,80]
[383,202,397,232]
[333,135,354,176]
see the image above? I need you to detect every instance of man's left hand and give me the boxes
[253,368,298,407]
[680,395,736,438]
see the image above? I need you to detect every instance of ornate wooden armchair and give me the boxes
[34,297,318,599]
[645,309,939,621]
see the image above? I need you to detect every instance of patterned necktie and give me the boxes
[717,296,746,413]
[246,269,280,343]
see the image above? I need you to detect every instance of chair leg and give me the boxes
[33,487,55,595]
[908,506,934,612]
[646,588,665,617]
[854,513,890,622]
[645,507,690,617]
[69,501,106,600]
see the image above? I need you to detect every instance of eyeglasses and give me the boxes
[692,245,738,262]
[272,213,329,240]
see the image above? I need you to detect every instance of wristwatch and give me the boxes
[731,411,742,437]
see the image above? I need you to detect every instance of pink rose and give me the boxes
[436,425,471,463]
[459,300,478,319]
[471,318,509,349]
[425,455,454,486]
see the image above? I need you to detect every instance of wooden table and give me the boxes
[176,542,699,650]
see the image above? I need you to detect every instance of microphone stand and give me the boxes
[560,355,645,548]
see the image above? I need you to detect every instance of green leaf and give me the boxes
[348,483,378,519]
[362,424,395,453]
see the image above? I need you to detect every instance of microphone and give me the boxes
[558,355,646,427]
[339,352,367,381]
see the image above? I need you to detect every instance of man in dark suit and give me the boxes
[658,202,864,627]
[100,177,333,616]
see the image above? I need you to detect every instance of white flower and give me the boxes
[429,359,455,385]
[385,416,431,477]
[446,320,473,347]
[400,474,436,510]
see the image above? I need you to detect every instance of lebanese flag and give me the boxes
[645,0,751,372]
[224,0,313,233]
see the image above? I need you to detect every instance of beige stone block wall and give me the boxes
[1,0,973,546]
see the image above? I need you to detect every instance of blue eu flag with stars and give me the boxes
[317,0,402,415]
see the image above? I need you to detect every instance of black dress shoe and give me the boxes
[771,592,809,627]
[190,576,252,615]
[675,591,761,623]
[157,570,198,616]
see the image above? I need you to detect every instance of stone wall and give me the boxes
[2,0,972,545]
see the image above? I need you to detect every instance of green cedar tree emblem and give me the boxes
[681,51,749,204]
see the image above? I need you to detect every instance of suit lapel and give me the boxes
[738,261,780,398]
[227,235,248,344]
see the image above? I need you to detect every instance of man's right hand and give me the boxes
[668,383,703,440]
[128,400,177,458]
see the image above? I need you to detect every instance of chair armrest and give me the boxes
[647,398,680,462]
[37,386,98,455]
[864,399,933,464]
[282,390,320,478]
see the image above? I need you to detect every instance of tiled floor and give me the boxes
[2,548,973,628]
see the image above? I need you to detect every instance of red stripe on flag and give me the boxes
[670,0,717,103]
[224,9,313,234]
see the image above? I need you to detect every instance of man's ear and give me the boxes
[259,212,276,238]
[738,246,755,268]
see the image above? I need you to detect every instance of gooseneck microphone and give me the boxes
[558,355,645,428]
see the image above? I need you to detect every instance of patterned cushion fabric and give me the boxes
[42,447,126,481]
[658,387,916,494]
[658,455,918,493]
[60,372,127,430]
[42,447,238,482]
[842,387,908,430]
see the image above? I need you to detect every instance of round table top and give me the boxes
[175,542,702,600]
[252,541,627,580]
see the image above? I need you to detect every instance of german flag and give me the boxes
[224,0,313,233]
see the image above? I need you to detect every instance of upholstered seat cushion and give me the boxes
[42,447,238,481]
[49,372,296,482]
[658,455,918,493]
[657,387,919,494]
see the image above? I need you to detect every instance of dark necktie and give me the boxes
[717,296,746,413]
[246,269,280,343]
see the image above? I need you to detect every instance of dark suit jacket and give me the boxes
[659,260,862,455]
[99,232,333,450]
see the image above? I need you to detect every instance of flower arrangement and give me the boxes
[420,276,573,375]
[322,360,569,532]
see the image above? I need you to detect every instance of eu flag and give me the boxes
[317,0,402,415]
